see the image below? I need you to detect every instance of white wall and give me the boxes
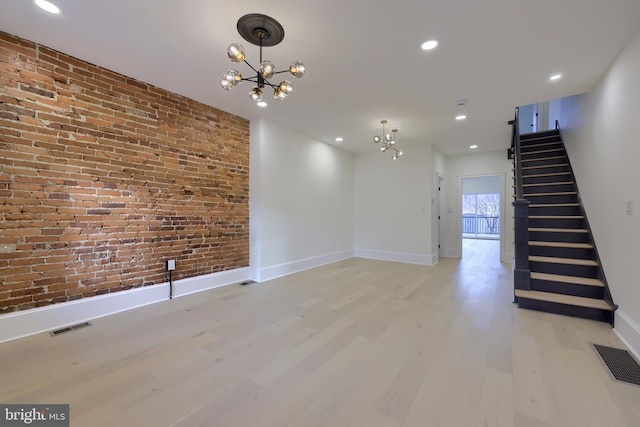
[462,175,501,195]
[558,28,640,358]
[250,119,355,281]
[353,143,434,265]
[443,150,514,262]
[249,120,263,281]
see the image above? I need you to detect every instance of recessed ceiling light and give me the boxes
[470,145,478,149]
[35,0,60,14]
[335,137,343,142]
[421,40,438,51]
[256,101,267,107]
[456,115,467,120]
[549,73,563,81]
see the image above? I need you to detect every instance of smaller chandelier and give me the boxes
[373,120,403,160]
[220,14,306,104]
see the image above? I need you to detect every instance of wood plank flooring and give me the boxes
[1,239,639,427]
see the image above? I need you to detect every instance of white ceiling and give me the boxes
[2,0,640,155]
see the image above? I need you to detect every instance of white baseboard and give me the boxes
[613,309,640,361]
[0,267,250,343]
[354,249,433,266]
[257,250,354,282]
[430,252,439,265]
[502,251,514,264]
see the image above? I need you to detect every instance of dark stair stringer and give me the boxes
[512,129,617,324]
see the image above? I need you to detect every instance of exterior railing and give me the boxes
[462,215,500,235]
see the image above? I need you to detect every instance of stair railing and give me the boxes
[512,108,523,198]
[511,107,531,297]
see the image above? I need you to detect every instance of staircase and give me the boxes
[512,129,617,324]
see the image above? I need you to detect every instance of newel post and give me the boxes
[513,199,531,297]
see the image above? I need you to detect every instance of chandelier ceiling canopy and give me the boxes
[220,14,306,105]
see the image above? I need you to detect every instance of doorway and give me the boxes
[519,101,553,134]
[460,175,503,259]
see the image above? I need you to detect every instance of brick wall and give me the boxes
[0,32,250,314]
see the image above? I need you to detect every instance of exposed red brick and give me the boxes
[0,31,249,314]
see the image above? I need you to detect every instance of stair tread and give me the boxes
[521,148,565,156]
[523,172,572,179]
[530,272,604,287]
[519,141,563,150]
[523,192,577,196]
[529,256,598,266]
[515,289,613,310]
[522,181,574,187]
[528,227,588,233]
[521,130,560,135]
[520,135,560,143]
[528,203,580,208]
[529,215,584,219]
[529,241,593,249]
[521,163,569,170]
[512,144,563,153]
[521,155,566,163]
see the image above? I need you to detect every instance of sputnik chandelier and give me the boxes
[373,120,404,160]
[220,13,306,104]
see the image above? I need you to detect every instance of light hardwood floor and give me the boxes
[2,239,639,426]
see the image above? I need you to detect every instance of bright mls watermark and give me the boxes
[1,405,69,426]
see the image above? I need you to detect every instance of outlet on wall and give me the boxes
[627,201,634,216]
[166,260,176,271]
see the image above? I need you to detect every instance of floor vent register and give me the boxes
[593,343,640,387]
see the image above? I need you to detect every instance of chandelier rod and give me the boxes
[239,33,278,89]
[241,76,279,90]
[242,59,259,75]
